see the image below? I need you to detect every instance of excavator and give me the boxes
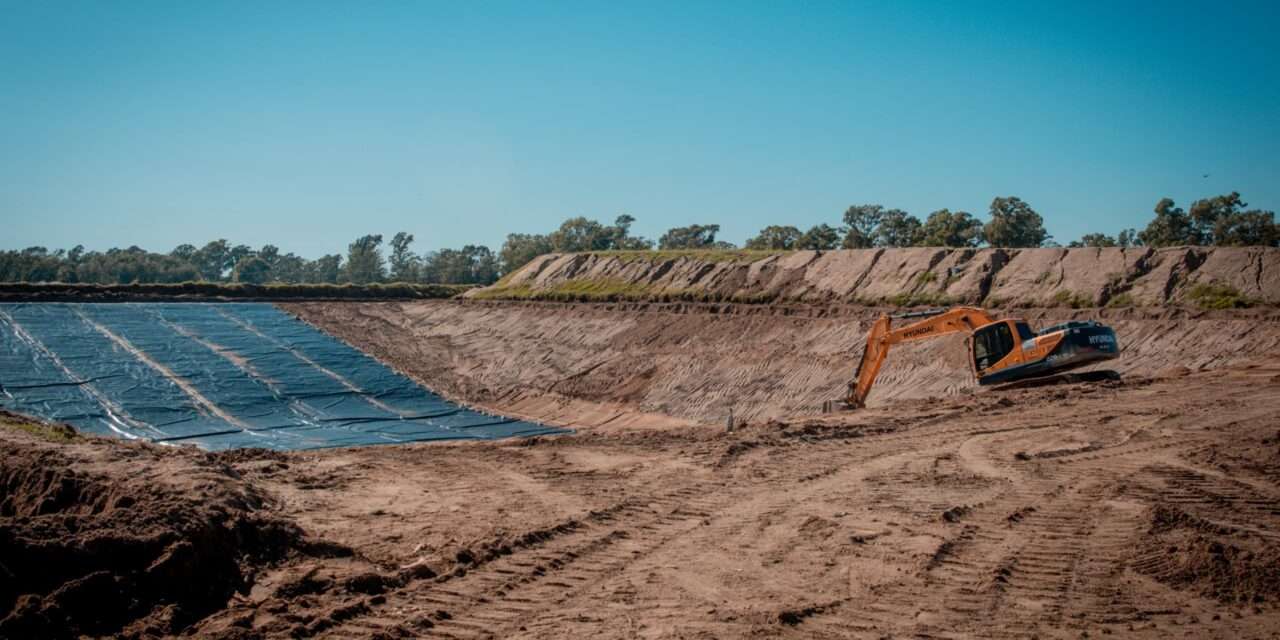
[846,306,1120,409]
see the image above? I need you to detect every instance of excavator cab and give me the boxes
[970,320,1036,374]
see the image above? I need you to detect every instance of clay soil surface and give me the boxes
[5,300,1280,639]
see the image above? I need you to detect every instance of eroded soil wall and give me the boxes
[286,300,1280,426]
[476,246,1280,307]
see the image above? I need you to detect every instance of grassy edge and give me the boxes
[0,413,78,443]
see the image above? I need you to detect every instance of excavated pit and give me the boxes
[285,300,1280,428]
[5,247,1280,639]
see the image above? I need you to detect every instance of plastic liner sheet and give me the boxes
[0,303,568,450]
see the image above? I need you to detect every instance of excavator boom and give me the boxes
[846,307,995,408]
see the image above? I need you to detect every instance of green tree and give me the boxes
[919,209,983,247]
[257,244,280,268]
[499,233,555,274]
[548,217,609,252]
[658,224,721,249]
[313,254,343,283]
[607,214,653,250]
[796,224,841,250]
[170,244,197,262]
[388,232,420,282]
[1117,228,1141,247]
[271,253,308,283]
[1137,198,1195,247]
[1068,233,1117,248]
[232,256,271,284]
[841,205,884,249]
[1213,209,1278,246]
[345,235,386,284]
[983,196,1048,247]
[874,209,923,247]
[421,245,499,284]
[745,225,801,250]
[1186,192,1278,246]
[193,240,232,281]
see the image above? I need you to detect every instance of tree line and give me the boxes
[741,192,1276,250]
[0,236,500,286]
[1,191,1274,285]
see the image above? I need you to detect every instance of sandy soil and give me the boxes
[282,300,1280,425]
[4,299,1280,639]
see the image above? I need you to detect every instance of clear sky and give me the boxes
[2,1,1277,257]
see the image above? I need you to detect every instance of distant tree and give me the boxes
[345,234,386,284]
[841,205,884,249]
[1187,192,1278,246]
[874,209,923,247]
[388,232,420,282]
[257,244,280,268]
[1213,209,1278,246]
[499,233,555,274]
[658,224,722,250]
[796,224,842,250]
[421,245,499,284]
[313,254,343,283]
[271,252,308,283]
[170,244,197,262]
[745,225,802,250]
[193,240,232,281]
[983,196,1048,247]
[1068,233,1117,248]
[919,209,983,248]
[548,217,609,253]
[607,214,653,250]
[232,256,271,284]
[228,244,254,269]
[1117,228,1141,247]
[1138,198,1195,247]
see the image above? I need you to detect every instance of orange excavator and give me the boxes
[846,306,1120,408]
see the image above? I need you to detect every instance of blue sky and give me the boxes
[2,1,1277,257]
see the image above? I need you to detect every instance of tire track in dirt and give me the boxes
[803,418,1221,638]
[324,481,734,638]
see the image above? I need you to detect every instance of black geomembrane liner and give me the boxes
[0,303,567,450]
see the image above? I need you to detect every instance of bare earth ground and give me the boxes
[4,300,1280,639]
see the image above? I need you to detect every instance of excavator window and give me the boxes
[1014,321,1035,341]
[972,322,1015,371]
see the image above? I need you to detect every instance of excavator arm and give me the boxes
[846,307,996,408]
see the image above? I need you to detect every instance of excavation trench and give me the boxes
[285,299,1280,427]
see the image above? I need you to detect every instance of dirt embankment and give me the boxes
[286,300,1280,427]
[473,246,1280,307]
[0,416,337,639]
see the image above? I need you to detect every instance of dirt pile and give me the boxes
[474,246,1280,307]
[287,300,1280,426]
[1137,506,1280,605]
[0,420,307,638]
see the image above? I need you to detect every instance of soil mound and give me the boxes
[0,425,303,638]
[1138,505,1280,605]
[473,246,1280,307]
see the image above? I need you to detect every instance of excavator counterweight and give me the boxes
[845,306,1119,408]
